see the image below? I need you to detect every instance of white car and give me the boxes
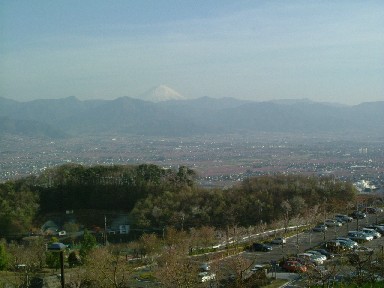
[271,237,286,244]
[361,228,381,239]
[325,219,342,227]
[348,231,373,242]
[305,250,327,261]
[199,272,216,283]
[297,253,324,265]
[251,264,268,272]
[336,237,358,248]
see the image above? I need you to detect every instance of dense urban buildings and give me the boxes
[1,133,383,193]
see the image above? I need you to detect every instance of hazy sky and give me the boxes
[1,1,383,104]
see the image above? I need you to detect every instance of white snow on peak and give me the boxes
[139,85,186,102]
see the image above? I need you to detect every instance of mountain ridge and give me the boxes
[0,96,382,138]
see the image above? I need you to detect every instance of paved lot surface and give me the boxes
[243,212,384,266]
[240,212,384,287]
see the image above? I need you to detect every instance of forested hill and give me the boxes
[0,96,383,137]
[0,163,358,237]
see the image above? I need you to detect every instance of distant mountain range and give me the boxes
[0,93,383,138]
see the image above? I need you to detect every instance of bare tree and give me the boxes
[347,251,377,285]
[136,232,161,265]
[196,226,216,250]
[154,245,200,288]
[281,200,292,234]
[79,246,134,288]
[7,238,46,287]
[216,255,253,288]
[304,262,341,288]
[154,227,202,288]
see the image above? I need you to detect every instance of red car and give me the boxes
[282,260,307,273]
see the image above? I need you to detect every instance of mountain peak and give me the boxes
[139,85,186,102]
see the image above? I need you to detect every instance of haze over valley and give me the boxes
[1,90,383,191]
[2,2,384,287]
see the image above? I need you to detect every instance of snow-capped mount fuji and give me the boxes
[138,85,187,102]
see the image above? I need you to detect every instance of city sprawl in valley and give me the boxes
[1,133,383,192]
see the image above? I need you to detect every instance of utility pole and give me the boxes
[181,213,185,231]
[104,215,107,246]
[296,224,299,254]
[323,197,327,241]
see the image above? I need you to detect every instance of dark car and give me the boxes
[365,225,384,234]
[323,240,346,253]
[313,249,335,259]
[350,211,366,219]
[313,224,327,232]
[364,207,378,214]
[251,243,273,252]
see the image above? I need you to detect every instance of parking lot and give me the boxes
[243,211,384,267]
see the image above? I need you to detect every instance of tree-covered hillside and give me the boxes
[0,179,39,237]
[35,163,196,213]
[131,174,357,229]
[0,163,357,238]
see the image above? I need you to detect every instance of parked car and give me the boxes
[363,207,379,214]
[336,237,358,248]
[271,237,286,244]
[198,272,216,283]
[335,214,353,222]
[347,231,373,242]
[374,225,384,233]
[336,239,355,250]
[284,257,308,266]
[251,243,273,252]
[325,219,342,227]
[297,253,324,265]
[365,225,384,234]
[313,249,335,259]
[350,211,366,219]
[323,240,346,253]
[305,250,327,261]
[334,219,345,226]
[353,246,373,254]
[313,224,327,232]
[250,264,269,273]
[282,260,307,273]
[361,228,381,239]
[200,263,210,272]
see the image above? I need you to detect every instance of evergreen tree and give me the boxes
[0,242,9,271]
[80,230,97,259]
[46,237,61,269]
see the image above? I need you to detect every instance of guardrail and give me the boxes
[209,224,310,250]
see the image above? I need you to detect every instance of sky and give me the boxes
[1,0,383,105]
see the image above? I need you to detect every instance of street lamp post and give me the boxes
[323,197,327,241]
[309,230,312,245]
[296,225,299,254]
[48,242,66,288]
